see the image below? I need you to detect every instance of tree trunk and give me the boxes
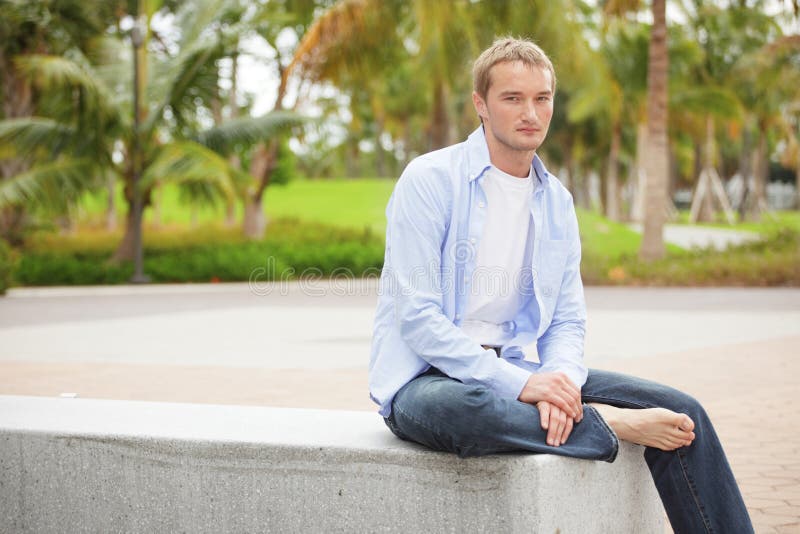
[748,127,768,220]
[605,122,621,221]
[429,81,450,150]
[242,142,277,239]
[111,177,151,262]
[112,201,137,262]
[105,174,117,231]
[151,185,162,229]
[793,116,800,210]
[629,122,648,222]
[696,116,715,222]
[0,53,35,242]
[640,0,669,261]
[242,195,266,239]
[345,138,359,178]
[374,116,386,178]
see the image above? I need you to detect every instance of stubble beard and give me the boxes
[493,126,543,156]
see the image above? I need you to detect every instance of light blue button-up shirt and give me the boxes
[369,126,587,417]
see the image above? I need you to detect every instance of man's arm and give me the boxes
[517,194,588,440]
[387,161,531,401]
[535,196,588,390]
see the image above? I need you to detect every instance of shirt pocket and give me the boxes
[536,239,570,305]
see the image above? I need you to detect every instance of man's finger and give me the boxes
[561,417,574,444]
[549,392,579,419]
[554,411,567,446]
[547,414,559,446]
[538,402,550,430]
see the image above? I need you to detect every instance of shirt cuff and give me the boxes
[539,362,587,390]
[491,358,532,401]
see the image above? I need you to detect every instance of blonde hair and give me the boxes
[472,37,556,99]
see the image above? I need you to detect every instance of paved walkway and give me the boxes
[1,283,798,532]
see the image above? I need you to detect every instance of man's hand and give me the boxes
[518,372,583,421]
[537,401,574,447]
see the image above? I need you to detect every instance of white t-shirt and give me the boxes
[460,165,534,347]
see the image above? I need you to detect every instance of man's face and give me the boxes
[472,61,554,156]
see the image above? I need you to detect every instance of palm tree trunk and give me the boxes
[793,115,800,209]
[640,0,669,261]
[630,121,648,222]
[748,127,768,220]
[605,122,621,221]
[242,142,277,239]
[105,174,117,231]
[696,116,715,222]
[243,195,266,239]
[0,53,34,242]
[429,81,450,150]
[375,115,386,178]
[112,175,151,262]
[112,203,137,262]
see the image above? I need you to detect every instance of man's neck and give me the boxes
[483,132,535,178]
[491,155,534,179]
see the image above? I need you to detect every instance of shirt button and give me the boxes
[478,201,485,208]
[469,237,476,244]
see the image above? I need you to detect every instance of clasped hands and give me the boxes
[517,372,583,447]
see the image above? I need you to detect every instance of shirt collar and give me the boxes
[466,125,550,187]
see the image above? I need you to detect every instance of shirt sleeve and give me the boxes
[535,196,588,389]
[386,160,531,400]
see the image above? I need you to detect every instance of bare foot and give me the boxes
[589,404,696,451]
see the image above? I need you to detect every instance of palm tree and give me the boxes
[0,0,118,242]
[285,0,593,179]
[638,0,670,260]
[600,0,671,259]
[569,19,650,220]
[0,0,302,260]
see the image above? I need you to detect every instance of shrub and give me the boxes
[15,219,386,286]
[0,239,15,294]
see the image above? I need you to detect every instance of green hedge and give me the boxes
[16,219,385,286]
[10,219,800,288]
[582,228,800,286]
[0,239,14,294]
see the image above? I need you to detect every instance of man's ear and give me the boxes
[472,91,487,121]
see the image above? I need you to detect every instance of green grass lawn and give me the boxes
[77,178,796,244]
[672,210,800,234]
[78,178,397,233]
[12,178,797,287]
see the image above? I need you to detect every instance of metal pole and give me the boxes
[130,22,149,284]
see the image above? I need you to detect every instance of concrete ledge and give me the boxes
[0,395,664,533]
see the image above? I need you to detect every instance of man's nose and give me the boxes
[522,100,538,121]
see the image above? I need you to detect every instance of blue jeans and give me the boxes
[385,367,753,534]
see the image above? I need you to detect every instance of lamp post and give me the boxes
[130,19,149,284]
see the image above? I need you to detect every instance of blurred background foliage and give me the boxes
[0,0,798,291]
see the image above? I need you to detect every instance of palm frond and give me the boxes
[14,54,119,122]
[173,0,231,48]
[0,157,99,210]
[143,36,224,135]
[195,111,306,155]
[141,141,236,204]
[0,117,77,160]
[283,0,376,85]
[670,87,743,119]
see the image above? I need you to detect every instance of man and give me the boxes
[369,37,753,533]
